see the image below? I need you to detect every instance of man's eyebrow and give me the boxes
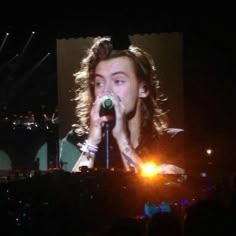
[111,71,128,77]
[95,71,128,78]
[94,73,104,78]
[94,71,129,78]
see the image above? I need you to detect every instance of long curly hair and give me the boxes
[73,36,168,138]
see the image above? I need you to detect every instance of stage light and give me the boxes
[140,161,158,178]
[206,149,212,155]
[0,32,10,53]
[20,31,35,56]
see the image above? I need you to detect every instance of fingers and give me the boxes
[92,91,126,125]
[91,95,103,114]
[94,91,125,116]
[90,95,112,126]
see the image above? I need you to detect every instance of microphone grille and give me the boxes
[102,96,113,109]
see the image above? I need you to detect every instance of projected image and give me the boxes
[56,34,184,174]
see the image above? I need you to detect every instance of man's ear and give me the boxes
[139,83,149,98]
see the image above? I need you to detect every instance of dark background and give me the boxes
[0,9,235,179]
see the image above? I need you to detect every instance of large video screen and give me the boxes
[57,33,184,139]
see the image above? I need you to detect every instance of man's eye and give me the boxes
[95,81,104,87]
[114,79,124,85]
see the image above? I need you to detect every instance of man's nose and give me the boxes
[103,82,112,94]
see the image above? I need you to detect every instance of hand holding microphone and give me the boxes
[89,92,127,144]
[100,95,115,118]
[87,94,118,145]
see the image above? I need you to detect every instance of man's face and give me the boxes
[94,56,141,115]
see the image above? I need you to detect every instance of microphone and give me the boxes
[100,96,114,117]
[100,96,114,169]
[101,96,114,110]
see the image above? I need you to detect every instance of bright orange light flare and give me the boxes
[140,162,158,178]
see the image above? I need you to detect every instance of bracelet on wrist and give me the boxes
[79,139,98,155]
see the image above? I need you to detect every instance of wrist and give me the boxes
[87,136,100,146]
[116,135,131,148]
